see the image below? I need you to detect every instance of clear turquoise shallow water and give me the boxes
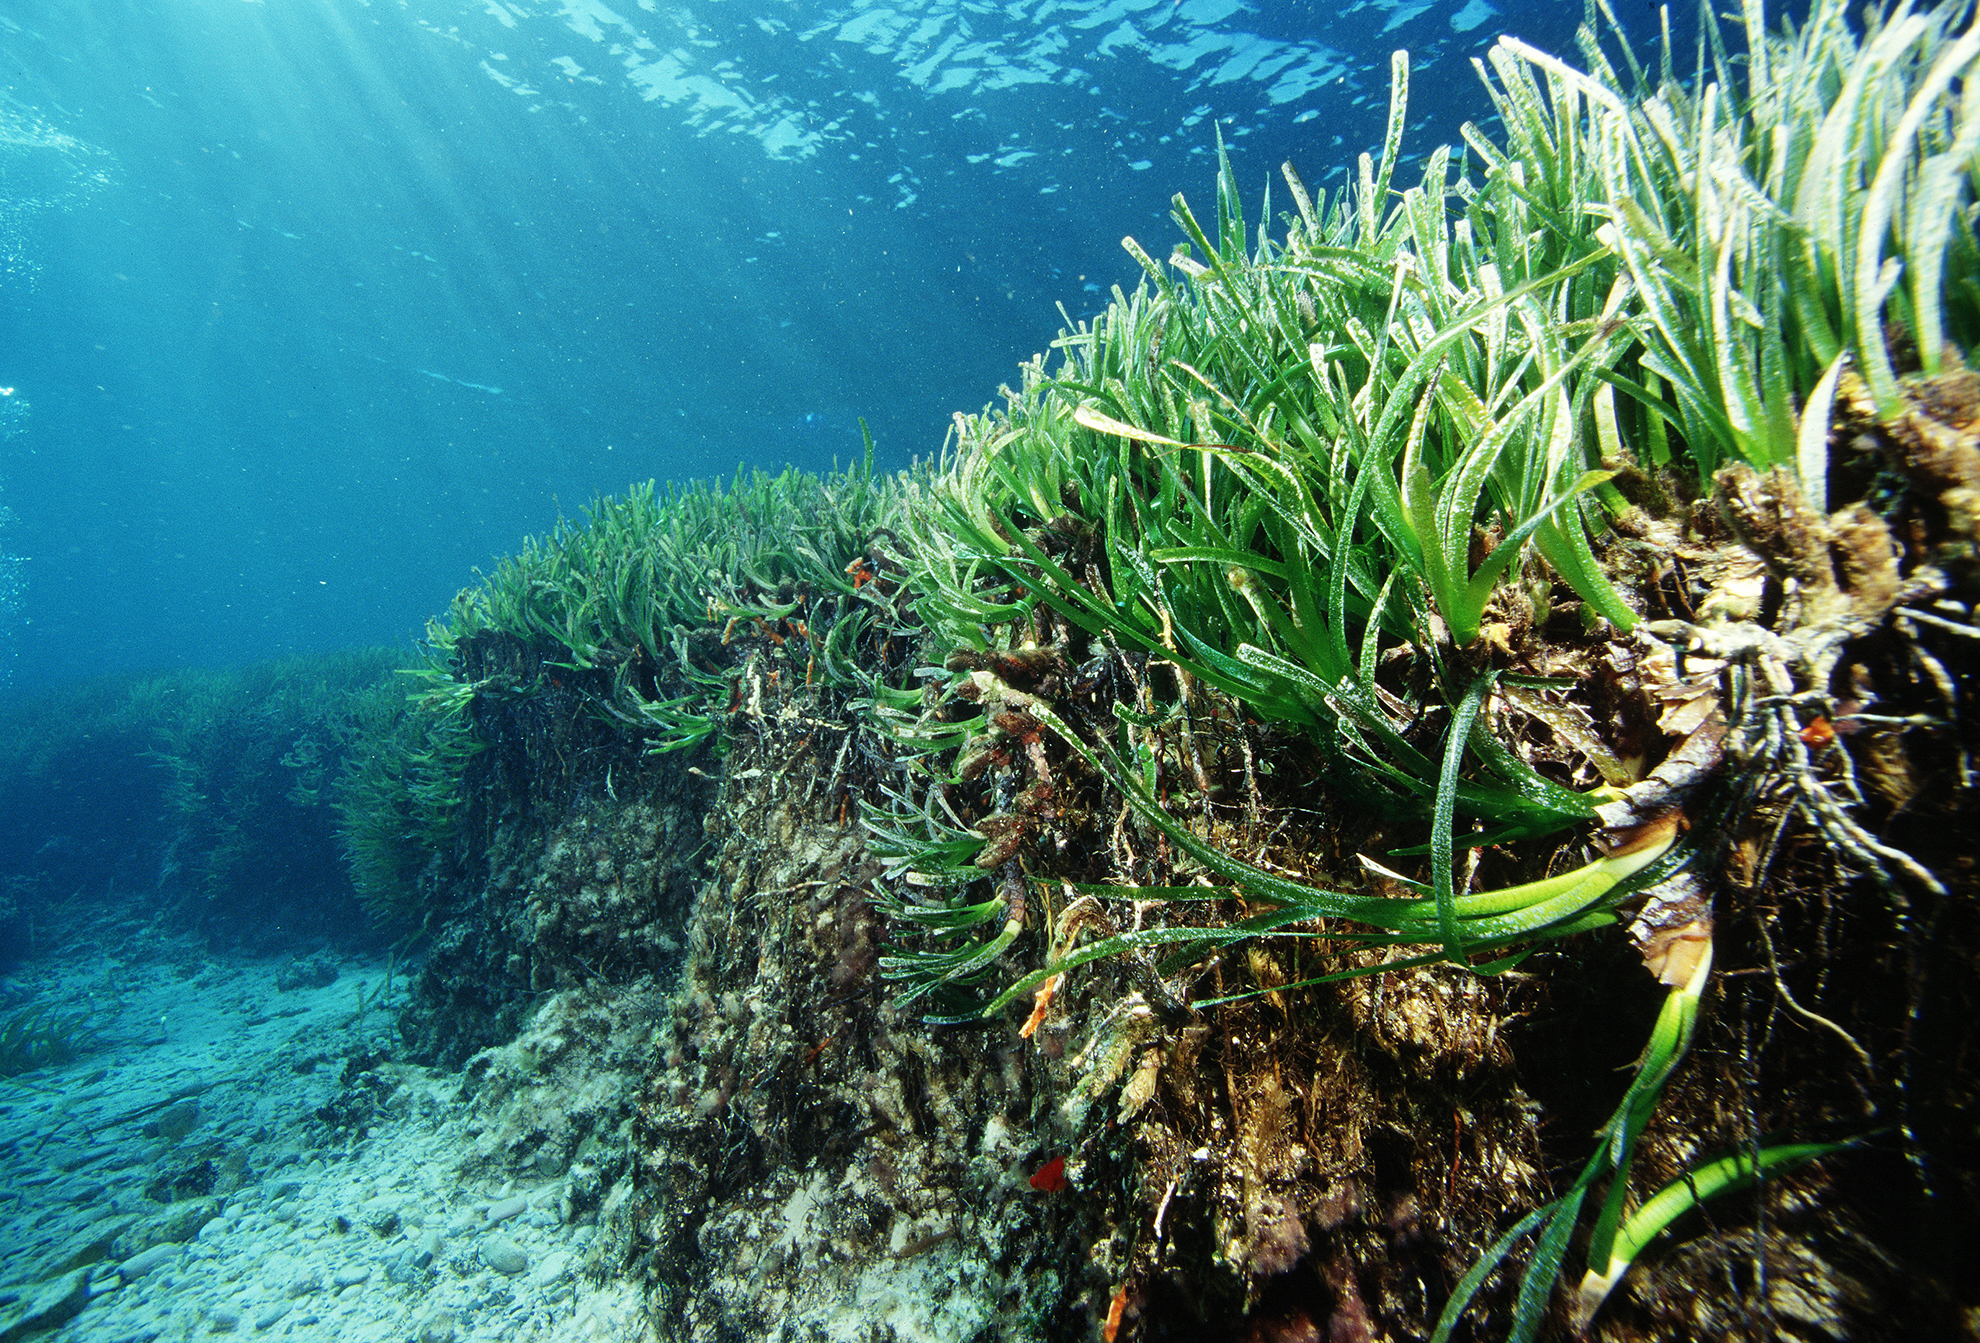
[0,0,1593,691]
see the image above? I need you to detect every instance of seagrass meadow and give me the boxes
[336,1,1980,1337]
[0,649,407,959]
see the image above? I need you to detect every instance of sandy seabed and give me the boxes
[0,938,643,1343]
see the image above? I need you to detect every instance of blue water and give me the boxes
[0,0,1599,692]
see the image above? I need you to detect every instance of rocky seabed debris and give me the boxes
[0,943,640,1343]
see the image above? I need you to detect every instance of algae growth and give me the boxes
[353,1,1980,1336]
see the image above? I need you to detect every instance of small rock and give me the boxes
[331,1265,371,1288]
[275,955,339,992]
[416,1312,457,1343]
[530,1250,572,1287]
[387,1233,437,1285]
[58,1180,107,1207]
[479,1238,528,1275]
[117,1244,182,1283]
[208,1305,241,1333]
[159,1197,221,1243]
[39,1212,140,1277]
[0,1267,92,1342]
[283,1269,322,1298]
[483,1195,527,1226]
[150,1100,202,1143]
[252,1303,290,1331]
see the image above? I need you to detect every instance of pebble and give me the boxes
[209,1304,242,1332]
[532,1249,572,1286]
[159,1196,221,1243]
[252,1302,291,1331]
[480,1237,529,1275]
[332,1265,372,1287]
[387,1245,432,1286]
[117,1244,182,1282]
[484,1194,528,1225]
